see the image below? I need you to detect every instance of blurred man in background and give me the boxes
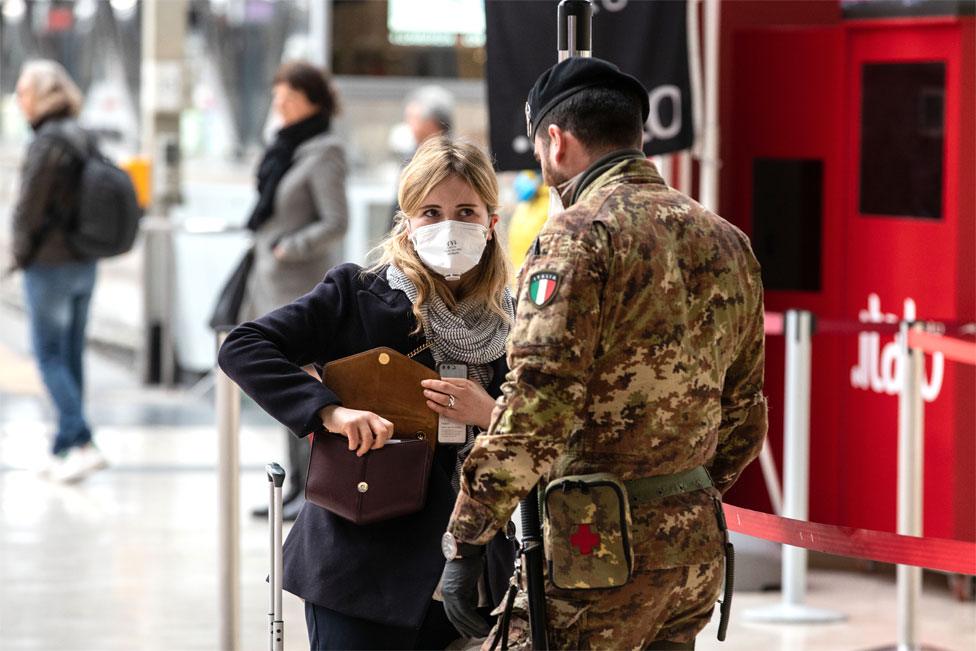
[11,60,108,483]
[390,85,455,228]
[403,85,455,147]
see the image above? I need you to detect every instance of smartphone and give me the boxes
[438,363,468,444]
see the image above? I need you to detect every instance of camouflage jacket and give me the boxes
[447,154,767,568]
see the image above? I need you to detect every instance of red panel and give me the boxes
[953,17,976,544]
[843,20,972,540]
[727,16,974,543]
[725,27,847,525]
[718,0,841,224]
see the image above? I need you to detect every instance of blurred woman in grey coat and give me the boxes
[244,61,348,518]
[243,61,348,320]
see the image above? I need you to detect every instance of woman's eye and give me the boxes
[458,208,476,218]
[421,209,440,219]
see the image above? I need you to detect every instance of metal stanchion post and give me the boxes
[758,439,784,516]
[871,322,943,651]
[142,218,177,385]
[897,321,924,650]
[216,330,241,651]
[745,310,846,623]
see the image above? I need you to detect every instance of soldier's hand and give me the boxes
[441,555,490,639]
[422,378,497,430]
[318,406,394,457]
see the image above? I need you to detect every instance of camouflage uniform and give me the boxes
[446,154,768,649]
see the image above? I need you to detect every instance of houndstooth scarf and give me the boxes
[386,265,514,489]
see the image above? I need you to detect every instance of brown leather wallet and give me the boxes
[322,346,438,447]
[306,346,440,524]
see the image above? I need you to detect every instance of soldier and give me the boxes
[439,57,768,649]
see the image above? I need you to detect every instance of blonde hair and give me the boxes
[371,137,511,334]
[18,60,83,122]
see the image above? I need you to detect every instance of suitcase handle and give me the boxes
[267,462,286,651]
[266,462,286,488]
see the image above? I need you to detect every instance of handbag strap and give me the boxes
[406,341,432,359]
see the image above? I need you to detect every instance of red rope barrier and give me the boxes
[764,312,784,336]
[762,312,975,338]
[724,504,976,576]
[908,331,976,366]
[816,318,901,336]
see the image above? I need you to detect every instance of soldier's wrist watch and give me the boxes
[441,532,483,560]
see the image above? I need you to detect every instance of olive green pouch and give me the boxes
[542,473,634,590]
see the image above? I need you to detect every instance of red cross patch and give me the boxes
[569,524,601,556]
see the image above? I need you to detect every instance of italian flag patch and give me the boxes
[528,272,560,307]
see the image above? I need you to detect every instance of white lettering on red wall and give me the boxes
[850,294,945,402]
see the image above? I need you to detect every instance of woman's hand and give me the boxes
[319,406,394,457]
[421,378,496,430]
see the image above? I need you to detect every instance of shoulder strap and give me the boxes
[406,341,432,359]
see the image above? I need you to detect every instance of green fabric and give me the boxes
[625,466,713,504]
[646,640,696,650]
[543,474,633,589]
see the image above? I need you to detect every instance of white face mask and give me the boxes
[409,220,489,280]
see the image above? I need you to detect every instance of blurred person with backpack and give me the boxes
[10,60,118,482]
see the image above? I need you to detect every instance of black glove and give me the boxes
[441,552,490,638]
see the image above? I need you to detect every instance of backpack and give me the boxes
[65,148,141,259]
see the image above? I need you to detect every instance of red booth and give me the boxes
[722,6,975,543]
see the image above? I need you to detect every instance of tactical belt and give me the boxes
[624,465,734,643]
[624,465,713,504]
[510,466,734,647]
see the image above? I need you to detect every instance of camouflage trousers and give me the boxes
[482,558,723,651]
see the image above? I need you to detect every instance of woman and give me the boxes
[11,60,106,483]
[241,61,348,519]
[219,137,516,650]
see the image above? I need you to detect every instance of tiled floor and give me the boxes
[0,305,973,651]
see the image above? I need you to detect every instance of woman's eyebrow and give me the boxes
[455,203,478,209]
[419,204,441,210]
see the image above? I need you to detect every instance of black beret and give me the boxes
[525,57,651,139]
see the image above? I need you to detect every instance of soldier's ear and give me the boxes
[547,124,565,162]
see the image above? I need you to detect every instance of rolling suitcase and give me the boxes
[267,463,286,651]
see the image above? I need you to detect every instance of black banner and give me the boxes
[486,0,693,171]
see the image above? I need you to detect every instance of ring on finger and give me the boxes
[448,394,456,409]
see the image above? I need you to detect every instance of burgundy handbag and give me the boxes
[305,346,439,525]
[306,433,434,525]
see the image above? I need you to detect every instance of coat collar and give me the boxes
[570,151,667,206]
[362,265,407,306]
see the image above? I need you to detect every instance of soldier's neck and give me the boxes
[567,148,646,207]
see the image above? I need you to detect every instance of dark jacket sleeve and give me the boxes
[217,264,360,437]
[11,134,71,267]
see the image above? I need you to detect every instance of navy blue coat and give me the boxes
[218,263,516,629]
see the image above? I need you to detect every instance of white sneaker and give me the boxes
[52,445,108,483]
[35,454,67,479]
[81,445,108,473]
